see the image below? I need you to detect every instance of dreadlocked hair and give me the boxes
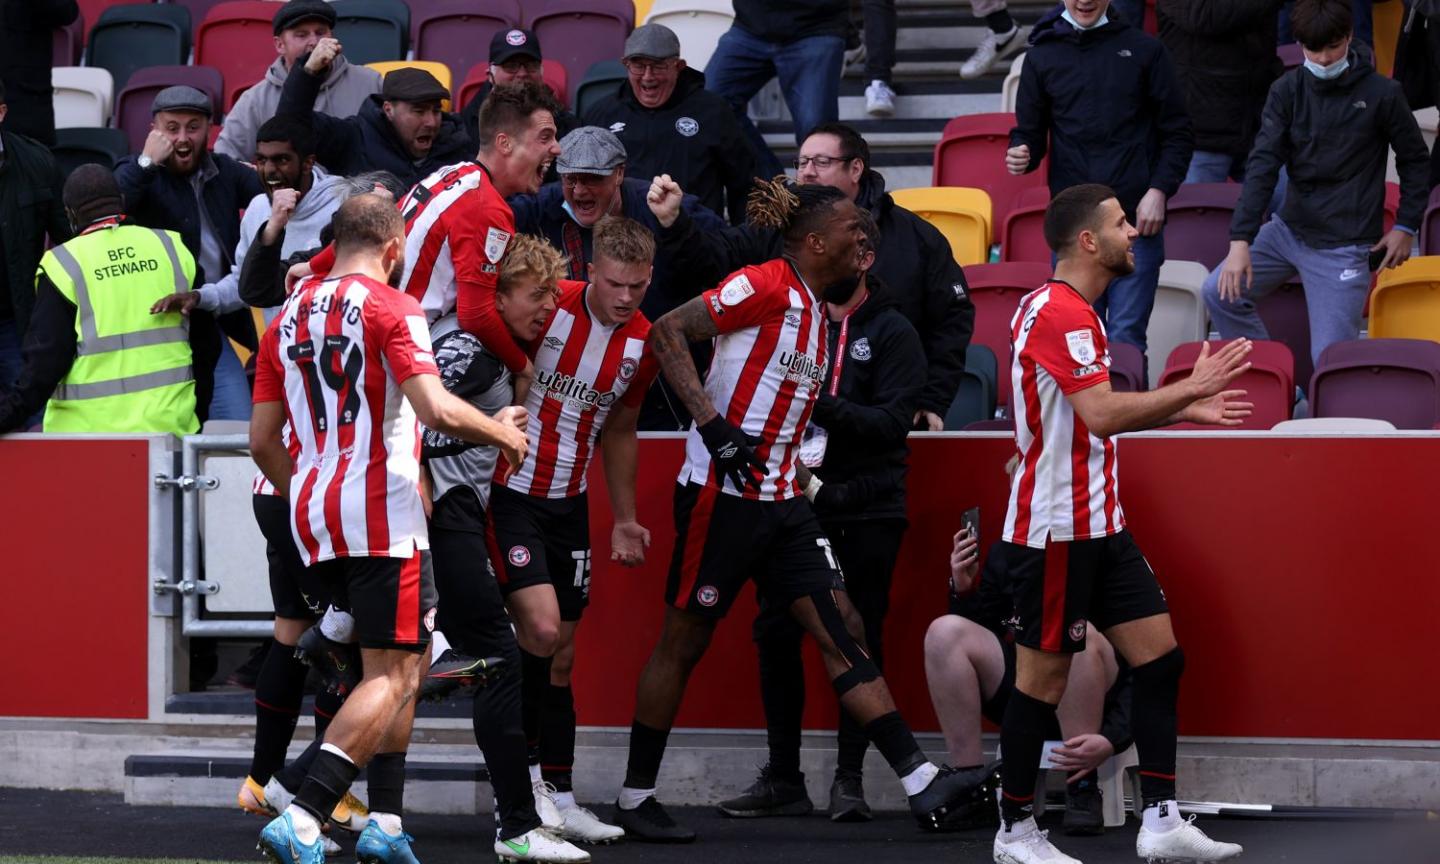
[746,175,847,244]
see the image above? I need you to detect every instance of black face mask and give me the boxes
[822,273,862,304]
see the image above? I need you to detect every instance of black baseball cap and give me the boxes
[490,28,542,65]
[273,0,336,36]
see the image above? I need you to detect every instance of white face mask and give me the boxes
[1061,8,1109,30]
[1304,55,1350,80]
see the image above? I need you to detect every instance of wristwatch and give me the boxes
[137,155,155,170]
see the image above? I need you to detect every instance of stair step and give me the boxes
[165,689,473,720]
[125,753,488,783]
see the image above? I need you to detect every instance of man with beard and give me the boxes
[115,85,265,422]
[613,178,980,843]
[991,184,1246,864]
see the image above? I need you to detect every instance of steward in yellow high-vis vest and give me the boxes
[0,164,199,436]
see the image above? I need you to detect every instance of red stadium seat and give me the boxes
[963,262,1053,410]
[1164,183,1243,270]
[1160,339,1295,429]
[1000,185,1051,263]
[458,60,568,113]
[114,66,225,154]
[526,0,634,105]
[170,0,236,27]
[543,59,570,109]
[1310,338,1440,429]
[933,113,1048,247]
[195,1,281,112]
[413,0,522,97]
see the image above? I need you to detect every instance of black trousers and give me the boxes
[862,0,898,82]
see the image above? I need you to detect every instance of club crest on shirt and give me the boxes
[508,545,531,567]
[676,117,700,137]
[720,275,755,306]
[697,585,720,606]
[850,337,871,362]
[485,227,511,264]
[617,356,638,382]
[1065,329,1096,365]
[1069,619,1087,642]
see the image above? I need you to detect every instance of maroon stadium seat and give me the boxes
[169,0,236,28]
[1419,186,1440,255]
[53,14,84,67]
[412,0,522,95]
[1277,42,1304,70]
[1255,280,1313,394]
[195,1,280,112]
[526,0,633,105]
[933,113,1048,247]
[1108,341,1146,392]
[1160,339,1295,429]
[114,65,225,154]
[1309,338,1440,429]
[963,418,1013,432]
[1164,183,1243,270]
[1000,185,1051,263]
[964,262,1053,410]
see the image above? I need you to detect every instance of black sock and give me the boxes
[756,619,805,784]
[367,751,406,816]
[540,683,577,793]
[623,720,670,789]
[249,641,308,784]
[999,690,1057,827]
[520,650,551,765]
[1132,648,1184,807]
[294,748,359,824]
[985,9,1016,33]
[275,737,322,792]
[313,689,343,741]
[862,711,926,780]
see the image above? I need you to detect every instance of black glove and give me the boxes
[697,415,766,493]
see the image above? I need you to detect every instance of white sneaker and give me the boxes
[1136,816,1244,863]
[556,801,624,844]
[961,25,1029,80]
[865,80,896,117]
[495,827,592,863]
[533,780,564,831]
[994,817,1083,864]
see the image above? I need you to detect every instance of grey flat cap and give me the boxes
[623,23,680,60]
[151,85,212,117]
[557,127,627,175]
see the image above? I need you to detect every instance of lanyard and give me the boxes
[826,294,868,398]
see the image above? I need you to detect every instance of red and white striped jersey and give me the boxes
[500,280,657,498]
[251,421,295,496]
[1003,280,1124,548]
[678,259,827,501]
[253,274,440,564]
[397,161,513,323]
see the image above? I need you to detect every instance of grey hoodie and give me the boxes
[215,54,381,162]
[198,167,348,315]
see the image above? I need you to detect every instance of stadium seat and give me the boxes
[367,61,454,109]
[332,0,411,66]
[1000,53,1023,114]
[459,60,566,111]
[1420,186,1440,255]
[85,3,192,92]
[169,0,235,27]
[944,344,998,430]
[1000,185,1050,263]
[543,60,570,109]
[53,14,84,67]
[1145,259,1209,388]
[52,67,113,129]
[1383,180,1400,235]
[1277,42,1304,70]
[52,127,131,181]
[196,1,282,112]
[964,261,1052,409]
[643,0,733,71]
[1369,256,1440,341]
[889,186,992,266]
[412,0,522,95]
[1164,183,1243,270]
[1309,338,1440,429]
[1255,280,1313,395]
[1271,417,1397,432]
[933,113,1048,247]
[1160,339,1295,430]
[114,66,225,155]
[75,0,128,41]
[962,418,1013,432]
[1108,341,1146,392]
[574,60,627,119]
[527,0,635,106]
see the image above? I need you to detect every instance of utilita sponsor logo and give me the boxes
[777,350,826,387]
[535,369,615,408]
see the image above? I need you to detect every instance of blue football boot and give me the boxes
[257,811,326,864]
[356,819,423,864]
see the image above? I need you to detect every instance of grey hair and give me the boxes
[342,170,406,200]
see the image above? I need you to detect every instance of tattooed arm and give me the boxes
[649,296,723,425]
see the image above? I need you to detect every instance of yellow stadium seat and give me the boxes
[634,0,655,24]
[889,186,993,265]
[1369,256,1440,341]
[366,61,454,110]
[1374,0,1402,77]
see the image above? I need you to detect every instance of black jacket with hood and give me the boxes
[732,0,849,41]
[1010,6,1193,220]
[0,129,71,339]
[581,67,755,224]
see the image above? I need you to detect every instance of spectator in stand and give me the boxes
[216,0,381,165]
[650,122,974,431]
[461,27,578,177]
[1207,0,1427,366]
[1007,0,1193,361]
[0,0,78,146]
[704,1,847,179]
[115,86,265,422]
[582,24,755,225]
[1158,0,1285,184]
[959,1,1030,80]
[278,44,471,189]
[0,79,72,400]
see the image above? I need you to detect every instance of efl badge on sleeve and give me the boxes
[1065,329,1096,365]
[485,227,512,264]
[720,275,756,306]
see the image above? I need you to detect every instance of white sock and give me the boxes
[529,763,544,786]
[900,761,939,797]
[319,606,356,643]
[284,804,323,844]
[1143,799,1182,832]
[370,811,403,835]
[616,786,655,811]
[429,629,451,660]
[1000,815,1038,838]
[553,790,577,810]
[320,742,355,764]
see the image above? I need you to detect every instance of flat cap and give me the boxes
[381,68,449,104]
[272,0,336,36]
[557,126,627,175]
[490,28,542,64]
[623,23,680,60]
[151,85,212,117]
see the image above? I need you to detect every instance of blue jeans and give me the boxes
[1202,216,1370,366]
[1094,231,1164,357]
[1185,150,1289,215]
[208,337,252,421]
[704,26,844,180]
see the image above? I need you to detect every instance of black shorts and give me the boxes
[487,483,591,622]
[430,488,516,658]
[665,483,846,620]
[310,549,438,652]
[1004,530,1168,655]
[252,493,324,620]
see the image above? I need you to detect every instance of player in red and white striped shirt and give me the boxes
[994,184,1248,864]
[250,195,530,864]
[615,179,981,843]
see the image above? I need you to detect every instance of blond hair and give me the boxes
[592,215,656,267]
[498,233,568,295]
